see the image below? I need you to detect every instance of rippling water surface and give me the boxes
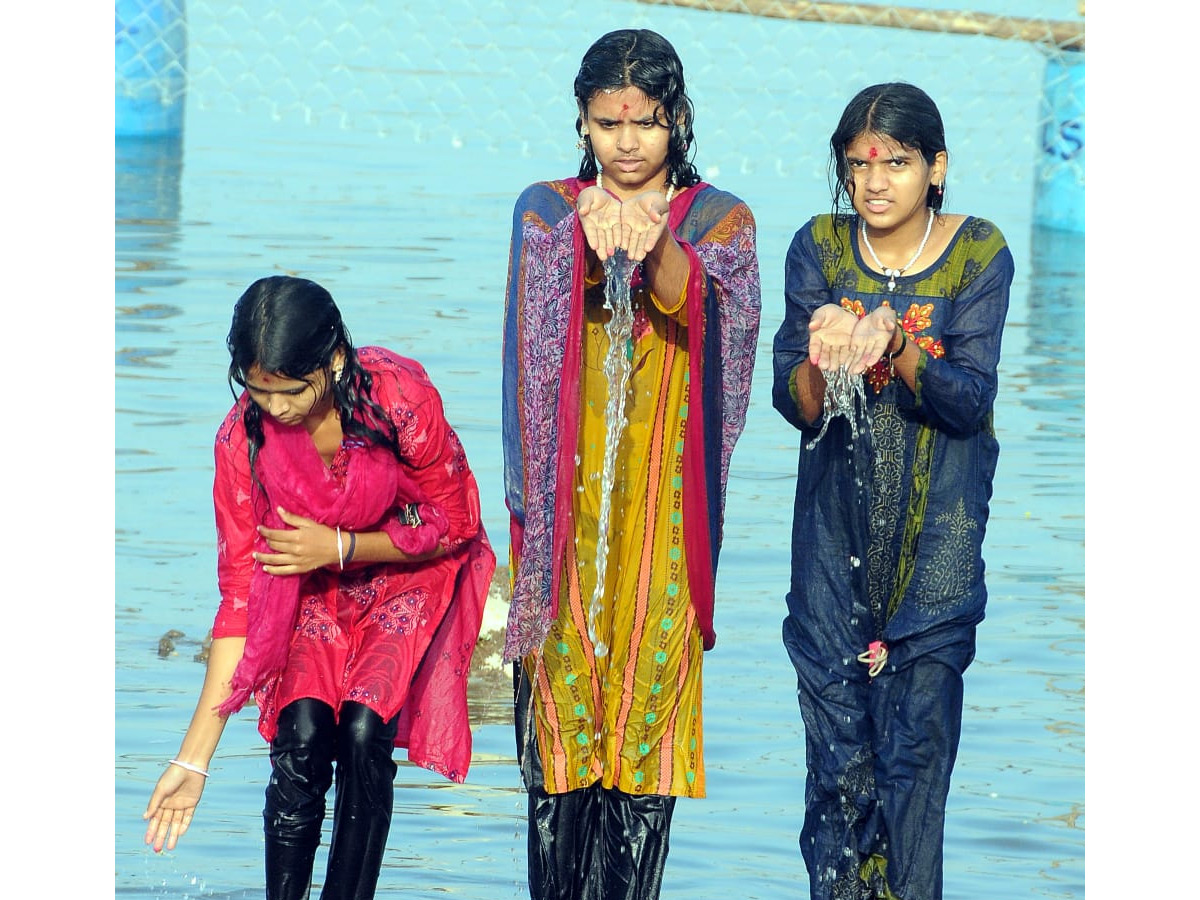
[114,3,1083,897]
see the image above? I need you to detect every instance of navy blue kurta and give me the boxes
[771,213,1013,900]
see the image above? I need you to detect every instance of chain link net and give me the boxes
[118,0,1080,187]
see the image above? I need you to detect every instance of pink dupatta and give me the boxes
[218,411,443,716]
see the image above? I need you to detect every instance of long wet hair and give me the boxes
[226,276,399,480]
[573,29,700,189]
[829,82,948,218]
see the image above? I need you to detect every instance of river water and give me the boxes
[114,1,1083,897]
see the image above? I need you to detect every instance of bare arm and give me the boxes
[252,505,445,575]
[640,223,691,316]
[791,359,827,426]
[142,635,246,853]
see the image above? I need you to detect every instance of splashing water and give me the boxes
[587,250,637,659]
[805,364,869,450]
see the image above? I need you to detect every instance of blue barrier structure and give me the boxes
[115,0,188,137]
[1033,49,1084,233]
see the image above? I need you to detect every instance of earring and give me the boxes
[576,132,588,151]
[936,183,944,196]
[333,366,343,383]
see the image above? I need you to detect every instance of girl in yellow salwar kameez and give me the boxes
[501,29,760,900]
[533,276,704,800]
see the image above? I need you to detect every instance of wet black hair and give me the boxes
[573,28,700,189]
[829,82,948,218]
[226,275,400,481]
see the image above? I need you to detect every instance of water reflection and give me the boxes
[1022,225,1084,409]
[117,135,186,383]
[116,135,184,294]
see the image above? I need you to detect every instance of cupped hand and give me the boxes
[143,765,206,853]
[577,186,624,261]
[620,190,672,262]
[254,506,337,574]
[850,306,902,374]
[807,305,862,373]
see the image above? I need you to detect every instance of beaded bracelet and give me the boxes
[168,758,210,778]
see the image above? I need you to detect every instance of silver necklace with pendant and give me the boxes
[861,208,934,292]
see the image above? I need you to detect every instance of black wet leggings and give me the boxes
[514,665,677,900]
[264,698,399,900]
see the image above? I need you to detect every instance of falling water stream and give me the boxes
[805,364,869,450]
[586,250,637,659]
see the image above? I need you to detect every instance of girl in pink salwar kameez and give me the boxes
[143,275,494,900]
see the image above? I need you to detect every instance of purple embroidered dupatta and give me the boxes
[501,177,760,661]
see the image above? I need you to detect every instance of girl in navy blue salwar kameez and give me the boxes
[771,83,1013,900]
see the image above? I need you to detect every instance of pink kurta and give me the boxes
[211,347,494,782]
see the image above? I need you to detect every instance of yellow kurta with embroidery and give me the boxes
[524,274,705,798]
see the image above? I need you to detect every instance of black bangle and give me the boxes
[344,531,357,565]
[886,330,907,360]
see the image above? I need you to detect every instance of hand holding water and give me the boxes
[578,186,624,261]
[850,306,903,374]
[579,187,671,262]
[807,304,861,372]
[620,189,672,262]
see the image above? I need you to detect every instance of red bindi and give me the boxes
[869,146,879,159]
